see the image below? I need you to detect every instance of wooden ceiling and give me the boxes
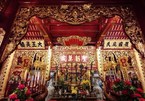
[15,0,133,47]
[25,16,100,46]
[24,15,128,46]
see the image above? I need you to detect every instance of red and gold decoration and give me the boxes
[104,39,132,49]
[112,79,145,100]
[51,46,97,69]
[101,50,142,92]
[57,35,91,46]
[18,40,45,49]
[1,5,145,64]
[51,46,96,91]
[5,50,49,97]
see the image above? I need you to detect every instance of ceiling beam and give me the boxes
[32,16,53,46]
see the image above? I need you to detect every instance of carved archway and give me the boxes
[1,5,144,63]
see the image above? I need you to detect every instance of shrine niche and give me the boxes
[0,3,145,100]
[102,50,139,80]
[48,45,103,100]
[51,46,96,87]
[5,50,48,96]
[96,15,145,93]
[100,49,144,94]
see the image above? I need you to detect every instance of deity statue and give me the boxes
[64,65,69,81]
[93,72,104,100]
[131,74,142,88]
[128,55,132,67]
[115,63,124,80]
[71,86,78,100]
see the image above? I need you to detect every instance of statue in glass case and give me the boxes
[93,71,104,100]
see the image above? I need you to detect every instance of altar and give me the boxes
[50,85,99,101]
[45,61,104,101]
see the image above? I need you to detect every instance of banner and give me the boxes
[18,40,45,49]
[104,39,132,49]
[51,46,97,68]
[60,54,88,62]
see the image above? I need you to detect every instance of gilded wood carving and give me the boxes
[1,5,145,62]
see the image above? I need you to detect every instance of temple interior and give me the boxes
[0,0,145,101]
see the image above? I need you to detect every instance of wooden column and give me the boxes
[134,49,145,93]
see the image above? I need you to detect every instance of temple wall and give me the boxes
[134,49,145,93]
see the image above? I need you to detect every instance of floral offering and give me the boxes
[9,82,34,101]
